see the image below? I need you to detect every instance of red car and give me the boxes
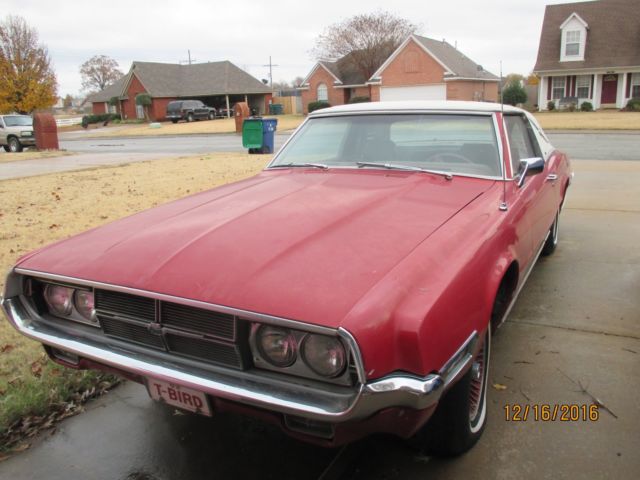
[2,101,571,455]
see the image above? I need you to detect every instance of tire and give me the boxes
[8,137,22,152]
[411,329,490,456]
[208,112,215,120]
[541,209,559,256]
[171,119,178,124]
[186,113,194,123]
[2,145,10,152]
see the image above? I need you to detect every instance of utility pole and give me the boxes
[181,50,196,65]
[262,56,279,89]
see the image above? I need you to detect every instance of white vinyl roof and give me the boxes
[310,101,524,116]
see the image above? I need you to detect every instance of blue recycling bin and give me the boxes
[261,118,278,154]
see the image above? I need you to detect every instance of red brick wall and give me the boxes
[92,102,106,115]
[379,39,445,86]
[446,81,499,102]
[370,85,380,101]
[301,66,347,113]
[150,98,176,121]
[121,74,148,120]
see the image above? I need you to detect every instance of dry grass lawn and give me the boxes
[533,111,640,130]
[0,150,75,164]
[85,114,304,138]
[0,152,269,435]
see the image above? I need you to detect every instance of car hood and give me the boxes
[18,169,493,328]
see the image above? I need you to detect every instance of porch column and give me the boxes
[244,94,248,103]
[538,75,546,111]
[225,95,230,118]
[618,73,628,109]
[592,74,600,109]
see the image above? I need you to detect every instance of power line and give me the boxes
[262,56,279,88]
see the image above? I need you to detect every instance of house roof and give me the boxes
[318,51,374,86]
[85,76,128,103]
[534,0,640,72]
[410,35,499,81]
[88,61,270,103]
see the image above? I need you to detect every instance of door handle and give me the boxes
[546,173,558,182]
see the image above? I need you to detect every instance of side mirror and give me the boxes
[517,157,544,187]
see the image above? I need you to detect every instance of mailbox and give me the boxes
[33,113,59,150]
[234,102,250,133]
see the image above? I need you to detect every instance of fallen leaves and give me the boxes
[492,383,508,391]
[0,344,15,354]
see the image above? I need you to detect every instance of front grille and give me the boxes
[95,290,155,322]
[161,302,235,340]
[95,289,246,369]
[100,316,165,349]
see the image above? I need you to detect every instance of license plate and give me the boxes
[146,378,212,416]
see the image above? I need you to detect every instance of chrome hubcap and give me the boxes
[469,344,486,422]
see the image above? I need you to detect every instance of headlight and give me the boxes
[74,290,97,324]
[256,325,298,367]
[20,130,33,137]
[44,284,74,316]
[301,334,346,378]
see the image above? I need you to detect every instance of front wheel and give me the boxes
[541,209,559,256]
[186,113,194,123]
[411,329,490,456]
[208,112,215,120]
[2,145,10,152]
[8,137,23,152]
[171,119,178,124]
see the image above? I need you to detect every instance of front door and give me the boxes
[600,74,618,104]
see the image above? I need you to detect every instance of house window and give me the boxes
[576,75,591,98]
[632,73,640,98]
[552,76,566,100]
[565,30,580,56]
[317,83,328,102]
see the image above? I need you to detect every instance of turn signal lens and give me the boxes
[74,290,97,323]
[301,334,346,378]
[257,325,298,367]
[44,284,74,316]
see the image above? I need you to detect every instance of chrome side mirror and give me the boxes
[517,157,544,187]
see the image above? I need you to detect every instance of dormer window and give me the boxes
[565,31,580,56]
[559,13,588,62]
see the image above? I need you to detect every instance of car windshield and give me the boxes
[3,115,32,127]
[271,114,502,177]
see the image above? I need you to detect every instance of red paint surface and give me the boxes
[18,115,572,380]
[601,74,618,104]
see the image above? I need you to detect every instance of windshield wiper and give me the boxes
[356,162,453,180]
[269,162,329,170]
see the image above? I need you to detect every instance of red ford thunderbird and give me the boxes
[2,101,572,455]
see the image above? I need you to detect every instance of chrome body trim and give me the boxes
[2,269,478,423]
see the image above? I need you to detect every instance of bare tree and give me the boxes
[312,11,419,80]
[0,15,57,114]
[292,76,305,87]
[80,55,123,92]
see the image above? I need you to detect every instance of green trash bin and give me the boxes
[269,104,284,115]
[242,118,264,153]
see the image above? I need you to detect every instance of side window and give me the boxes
[505,115,540,175]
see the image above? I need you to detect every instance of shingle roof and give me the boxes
[318,51,375,85]
[411,35,499,80]
[85,76,128,103]
[88,61,270,102]
[534,0,640,72]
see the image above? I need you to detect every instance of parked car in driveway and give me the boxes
[0,114,35,152]
[166,100,216,123]
[2,101,572,455]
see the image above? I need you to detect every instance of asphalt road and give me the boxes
[0,131,638,181]
[1,159,639,479]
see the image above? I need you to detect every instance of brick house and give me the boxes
[299,34,499,113]
[533,0,640,110]
[87,61,272,120]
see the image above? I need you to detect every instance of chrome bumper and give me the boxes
[2,289,476,424]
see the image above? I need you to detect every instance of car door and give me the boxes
[504,114,555,261]
[193,101,206,119]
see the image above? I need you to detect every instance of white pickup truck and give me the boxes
[0,114,35,152]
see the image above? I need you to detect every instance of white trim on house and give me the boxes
[443,77,501,82]
[368,35,455,81]
[300,63,343,87]
[334,84,368,89]
[559,12,588,30]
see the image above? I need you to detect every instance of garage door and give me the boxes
[380,85,446,101]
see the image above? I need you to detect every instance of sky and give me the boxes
[6,0,587,97]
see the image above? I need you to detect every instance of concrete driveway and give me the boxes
[1,157,638,479]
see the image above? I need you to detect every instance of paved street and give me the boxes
[1,158,638,480]
[0,131,638,180]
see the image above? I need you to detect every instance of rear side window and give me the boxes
[505,115,541,174]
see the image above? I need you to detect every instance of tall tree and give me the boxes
[312,11,419,80]
[80,55,123,92]
[63,93,73,108]
[0,15,57,114]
